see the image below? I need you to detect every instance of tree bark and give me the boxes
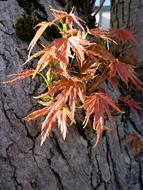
[0,1,143,190]
[111,0,143,65]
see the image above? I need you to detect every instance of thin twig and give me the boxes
[94,0,106,15]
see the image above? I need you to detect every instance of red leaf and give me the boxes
[82,92,122,146]
[86,44,115,62]
[120,96,143,115]
[110,29,137,44]
[109,60,143,89]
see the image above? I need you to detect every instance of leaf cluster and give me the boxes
[6,9,143,147]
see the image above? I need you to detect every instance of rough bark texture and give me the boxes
[0,1,143,190]
[111,0,143,65]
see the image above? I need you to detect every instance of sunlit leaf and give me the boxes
[41,106,75,145]
[28,21,52,56]
[3,69,35,83]
[89,28,112,41]
[82,92,122,146]
[51,8,85,30]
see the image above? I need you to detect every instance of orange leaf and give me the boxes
[83,92,122,130]
[28,21,52,56]
[3,69,35,83]
[69,36,90,64]
[24,107,49,121]
[89,28,111,41]
[41,106,75,145]
[51,8,85,30]
[48,77,84,117]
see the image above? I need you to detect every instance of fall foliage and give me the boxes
[4,8,143,147]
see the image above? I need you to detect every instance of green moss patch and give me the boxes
[16,0,33,14]
[16,15,37,41]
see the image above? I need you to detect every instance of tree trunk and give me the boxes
[0,1,143,190]
[111,0,143,65]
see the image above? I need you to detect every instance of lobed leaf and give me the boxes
[51,8,85,30]
[28,21,52,56]
[3,69,35,83]
[109,60,143,89]
[120,96,143,115]
[82,92,122,146]
[110,29,137,44]
[89,28,111,41]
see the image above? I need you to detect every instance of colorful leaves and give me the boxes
[41,106,75,144]
[26,36,90,76]
[4,8,143,147]
[48,77,84,117]
[51,8,85,30]
[82,92,122,146]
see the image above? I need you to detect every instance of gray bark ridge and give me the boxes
[0,0,143,190]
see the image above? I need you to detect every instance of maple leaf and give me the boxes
[80,57,100,82]
[109,60,143,89]
[120,96,143,115]
[48,77,84,118]
[3,69,35,83]
[26,36,90,76]
[82,92,122,146]
[26,77,84,144]
[32,46,57,78]
[26,38,70,75]
[89,28,111,41]
[28,21,52,56]
[41,106,75,145]
[86,44,115,62]
[51,8,85,30]
[24,107,50,121]
[110,29,137,44]
[68,36,90,64]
